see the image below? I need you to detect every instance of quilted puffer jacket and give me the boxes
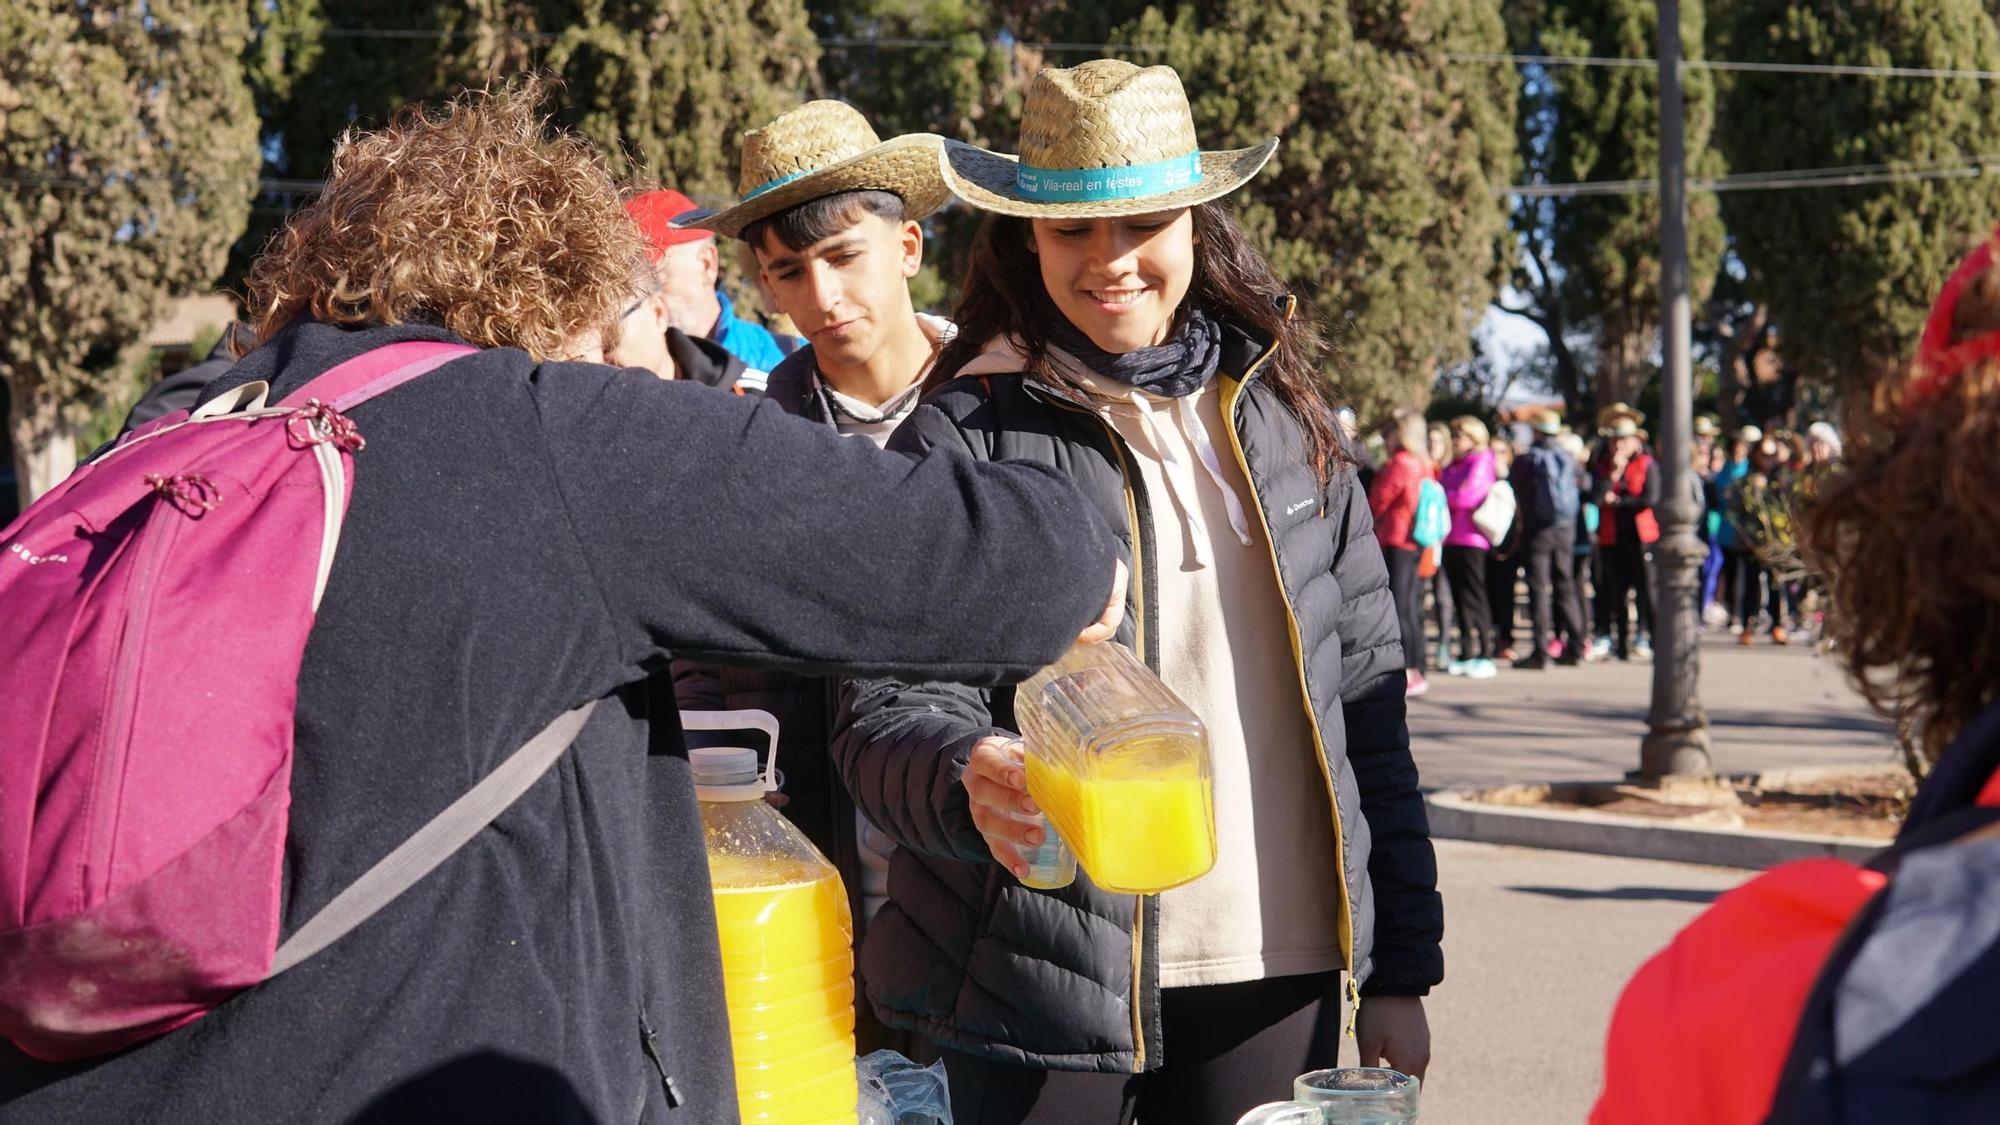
[830,311,1443,1073]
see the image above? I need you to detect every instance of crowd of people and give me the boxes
[3,62,1435,1125]
[1362,398,1845,699]
[11,43,2000,1125]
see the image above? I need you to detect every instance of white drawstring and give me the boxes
[1122,387,1255,570]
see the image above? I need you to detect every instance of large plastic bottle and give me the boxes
[1013,642,1217,894]
[685,710,858,1125]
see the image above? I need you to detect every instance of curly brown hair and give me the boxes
[244,78,646,361]
[1800,242,2000,764]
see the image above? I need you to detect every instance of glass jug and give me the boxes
[685,709,858,1125]
[1234,1067,1421,1124]
[1013,641,1216,894]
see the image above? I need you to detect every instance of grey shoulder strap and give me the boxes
[268,701,599,976]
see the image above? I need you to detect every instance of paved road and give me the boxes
[1407,631,1897,791]
[1339,840,1747,1125]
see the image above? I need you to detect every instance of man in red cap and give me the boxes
[623,188,799,379]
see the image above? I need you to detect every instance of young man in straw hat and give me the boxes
[679,101,955,1048]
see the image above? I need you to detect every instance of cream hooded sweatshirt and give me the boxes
[956,337,1344,988]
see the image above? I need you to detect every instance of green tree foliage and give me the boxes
[1507,0,1725,417]
[235,1,820,285]
[1106,1,1517,420]
[1714,1,2000,387]
[0,1,260,506]
[814,1,1517,417]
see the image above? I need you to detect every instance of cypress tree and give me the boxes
[1514,0,1726,416]
[0,1,260,505]
[1715,0,2000,388]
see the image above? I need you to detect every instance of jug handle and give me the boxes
[677,708,783,793]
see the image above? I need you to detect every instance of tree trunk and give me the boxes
[8,385,77,510]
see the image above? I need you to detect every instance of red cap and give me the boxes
[625,190,713,260]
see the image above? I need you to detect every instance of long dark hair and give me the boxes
[929,200,1345,481]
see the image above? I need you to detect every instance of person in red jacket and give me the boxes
[1369,408,1433,696]
[1592,410,1659,661]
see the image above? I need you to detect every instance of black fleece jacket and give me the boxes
[0,320,1117,1123]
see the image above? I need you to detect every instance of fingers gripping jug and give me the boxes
[684,710,858,1124]
[1014,642,1217,894]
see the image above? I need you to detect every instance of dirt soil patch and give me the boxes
[1469,769,1913,840]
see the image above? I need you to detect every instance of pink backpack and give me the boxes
[0,341,594,1061]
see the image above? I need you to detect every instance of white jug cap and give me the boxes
[691,746,764,802]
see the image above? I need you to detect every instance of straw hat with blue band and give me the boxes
[939,59,1279,219]
[694,100,953,241]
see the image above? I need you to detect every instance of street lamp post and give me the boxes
[1640,0,1715,781]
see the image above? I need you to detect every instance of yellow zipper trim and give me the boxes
[1216,348,1357,990]
[1095,414,1151,1075]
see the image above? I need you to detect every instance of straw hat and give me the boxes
[697,101,951,240]
[938,59,1278,219]
[1528,408,1564,436]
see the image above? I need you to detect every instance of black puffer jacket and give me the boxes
[831,316,1443,1073]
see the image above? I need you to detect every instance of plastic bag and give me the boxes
[857,1049,953,1125]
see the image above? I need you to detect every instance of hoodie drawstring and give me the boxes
[1123,387,1255,570]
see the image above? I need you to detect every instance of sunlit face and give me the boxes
[1614,434,1642,460]
[1030,209,1195,353]
[604,284,674,379]
[1452,430,1476,457]
[656,238,721,334]
[755,211,921,372]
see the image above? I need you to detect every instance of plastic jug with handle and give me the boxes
[1234,1067,1421,1124]
[684,709,858,1125]
[1012,641,1216,894]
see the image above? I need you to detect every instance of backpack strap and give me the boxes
[276,341,479,412]
[267,700,598,976]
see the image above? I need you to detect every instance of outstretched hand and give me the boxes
[1355,994,1430,1081]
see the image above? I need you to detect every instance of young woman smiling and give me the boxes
[830,60,1442,1125]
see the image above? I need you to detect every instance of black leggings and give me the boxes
[1383,545,1425,671]
[1443,545,1493,660]
[938,972,1344,1125]
[1602,537,1653,655]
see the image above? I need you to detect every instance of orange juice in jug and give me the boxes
[687,710,857,1125]
[1015,643,1217,894]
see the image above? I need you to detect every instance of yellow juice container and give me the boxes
[686,710,857,1125]
[1015,643,1217,894]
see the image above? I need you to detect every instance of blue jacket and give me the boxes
[1712,459,1750,550]
[709,290,800,375]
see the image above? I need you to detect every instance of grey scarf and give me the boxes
[1043,301,1224,399]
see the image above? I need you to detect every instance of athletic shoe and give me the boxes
[1771,626,1790,646]
[1512,654,1549,670]
[1738,630,1755,646]
[1590,636,1613,660]
[1465,658,1499,680]
[1445,659,1471,677]
[1405,670,1431,698]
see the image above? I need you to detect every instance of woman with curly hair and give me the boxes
[1595,226,2000,1123]
[0,81,1125,1123]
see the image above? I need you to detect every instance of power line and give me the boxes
[1505,155,2000,198]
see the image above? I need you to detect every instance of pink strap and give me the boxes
[277,341,479,411]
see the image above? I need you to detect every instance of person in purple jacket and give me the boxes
[1439,416,1500,678]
